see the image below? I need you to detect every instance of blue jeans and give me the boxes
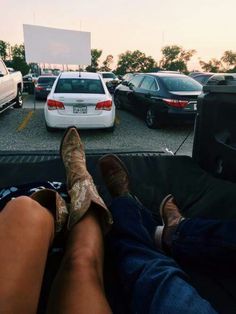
[108,196,217,314]
[173,218,236,271]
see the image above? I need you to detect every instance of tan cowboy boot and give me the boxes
[60,127,113,232]
[30,189,68,233]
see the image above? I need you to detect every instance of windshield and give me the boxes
[102,73,116,79]
[37,77,56,84]
[1,0,234,157]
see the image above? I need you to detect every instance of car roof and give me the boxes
[210,72,236,77]
[189,72,214,77]
[99,71,114,74]
[38,75,57,79]
[59,72,101,79]
[142,73,188,78]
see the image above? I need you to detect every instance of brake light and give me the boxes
[95,100,112,111]
[47,99,65,110]
[35,86,43,91]
[163,98,189,108]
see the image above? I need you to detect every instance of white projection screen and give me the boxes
[23,24,91,65]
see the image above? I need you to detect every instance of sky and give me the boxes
[1,0,236,70]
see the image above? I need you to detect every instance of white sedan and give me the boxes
[44,72,116,132]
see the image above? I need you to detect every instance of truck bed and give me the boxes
[1,150,236,313]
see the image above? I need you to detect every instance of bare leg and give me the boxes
[0,196,54,314]
[47,207,112,314]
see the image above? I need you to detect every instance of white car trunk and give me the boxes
[52,93,108,115]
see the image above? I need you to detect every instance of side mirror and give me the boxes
[0,71,4,78]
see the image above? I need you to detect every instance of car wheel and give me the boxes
[114,94,123,110]
[145,107,161,129]
[13,87,23,108]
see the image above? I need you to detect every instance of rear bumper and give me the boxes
[155,106,196,123]
[45,108,115,129]
[167,109,196,121]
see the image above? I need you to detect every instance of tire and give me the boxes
[114,94,123,110]
[13,87,23,108]
[145,107,162,129]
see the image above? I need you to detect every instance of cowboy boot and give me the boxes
[98,154,130,198]
[30,188,68,233]
[155,195,185,254]
[60,127,113,232]
[99,154,143,207]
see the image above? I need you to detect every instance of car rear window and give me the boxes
[37,77,56,84]
[161,76,202,91]
[102,73,116,79]
[55,78,105,94]
[194,75,213,85]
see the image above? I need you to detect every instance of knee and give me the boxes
[4,196,54,229]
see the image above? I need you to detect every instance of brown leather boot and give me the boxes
[155,195,184,254]
[99,154,130,198]
[60,127,113,231]
[30,189,68,233]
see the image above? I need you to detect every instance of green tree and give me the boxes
[86,49,102,72]
[0,40,9,61]
[116,50,156,75]
[199,58,222,73]
[100,54,113,71]
[11,44,29,75]
[221,50,236,72]
[160,45,196,72]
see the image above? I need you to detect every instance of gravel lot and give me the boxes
[0,95,194,155]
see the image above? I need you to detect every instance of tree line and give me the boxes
[1,39,236,76]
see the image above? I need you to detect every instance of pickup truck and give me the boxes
[0,58,23,113]
[1,85,236,313]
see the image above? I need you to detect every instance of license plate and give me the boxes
[185,101,197,111]
[73,105,87,114]
[46,88,51,91]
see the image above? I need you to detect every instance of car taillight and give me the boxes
[35,86,43,91]
[163,98,189,108]
[95,100,112,111]
[47,99,65,110]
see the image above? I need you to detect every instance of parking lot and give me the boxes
[0,94,194,155]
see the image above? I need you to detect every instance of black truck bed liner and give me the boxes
[1,150,236,313]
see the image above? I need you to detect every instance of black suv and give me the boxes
[114,73,202,128]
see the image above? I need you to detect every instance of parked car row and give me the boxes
[35,69,236,132]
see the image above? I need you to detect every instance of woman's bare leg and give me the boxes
[0,196,54,314]
[47,207,112,314]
